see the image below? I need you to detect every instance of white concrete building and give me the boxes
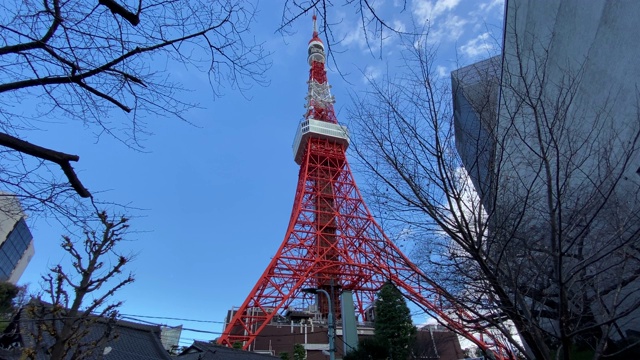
[0,194,34,284]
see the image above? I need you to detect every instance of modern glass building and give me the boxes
[452,0,640,356]
[0,195,34,284]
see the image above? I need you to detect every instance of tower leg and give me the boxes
[218,138,512,359]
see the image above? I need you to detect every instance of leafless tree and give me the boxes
[22,207,134,360]
[347,27,640,360]
[0,0,269,220]
[280,0,417,65]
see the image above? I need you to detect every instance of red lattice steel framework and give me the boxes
[218,15,515,360]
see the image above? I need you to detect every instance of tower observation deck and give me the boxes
[218,14,514,360]
[293,118,348,164]
[293,14,349,164]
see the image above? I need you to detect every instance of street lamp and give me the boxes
[302,287,335,360]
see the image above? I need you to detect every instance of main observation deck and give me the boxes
[292,118,350,164]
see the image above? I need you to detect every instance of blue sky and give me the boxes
[15,0,504,347]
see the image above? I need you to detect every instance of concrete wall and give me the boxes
[0,194,34,284]
[251,322,463,360]
[0,195,25,246]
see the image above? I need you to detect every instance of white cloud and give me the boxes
[468,0,505,34]
[368,0,386,12]
[427,13,468,44]
[362,65,383,83]
[392,19,407,33]
[436,65,448,78]
[342,23,368,49]
[413,0,462,22]
[459,32,494,58]
[478,0,504,13]
[340,18,404,53]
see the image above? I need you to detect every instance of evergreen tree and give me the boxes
[0,282,20,332]
[374,281,416,360]
[293,343,306,360]
[343,338,388,360]
[0,282,19,314]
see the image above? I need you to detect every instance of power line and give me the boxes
[119,313,225,324]
[119,317,220,335]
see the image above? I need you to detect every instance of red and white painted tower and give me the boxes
[218,16,512,359]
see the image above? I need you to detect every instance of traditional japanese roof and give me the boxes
[0,303,173,360]
[178,340,279,360]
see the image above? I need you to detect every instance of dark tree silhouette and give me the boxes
[0,0,269,220]
[374,282,416,360]
[348,18,640,360]
[344,282,417,360]
[24,208,134,360]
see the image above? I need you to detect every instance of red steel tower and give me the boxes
[218,16,512,359]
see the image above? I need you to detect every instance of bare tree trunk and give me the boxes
[27,208,134,360]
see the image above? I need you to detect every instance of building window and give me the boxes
[0,218,33,282]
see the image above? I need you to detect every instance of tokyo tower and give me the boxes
[218,15,512,359]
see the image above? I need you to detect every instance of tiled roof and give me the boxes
[102,320,173,360]
[178,341,279,360]
[0,304,173,360]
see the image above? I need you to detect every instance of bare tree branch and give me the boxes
[0,133,90,198]
[97,0,140,26]
[348,24,640,359]
[0,0,269,218]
